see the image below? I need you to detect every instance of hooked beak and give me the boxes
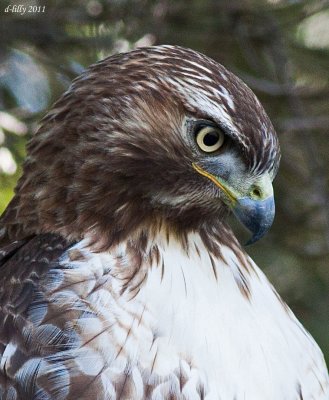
[231,196,275,245]
[192,163,275,245]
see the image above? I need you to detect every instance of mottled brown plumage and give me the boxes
[0,46,279,249]
[0,46,328,400]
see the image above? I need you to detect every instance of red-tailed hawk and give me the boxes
[0,45,328,400]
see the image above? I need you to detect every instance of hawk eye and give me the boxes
[195,126,225,153]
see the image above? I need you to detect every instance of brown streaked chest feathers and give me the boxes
[1,229,328,400]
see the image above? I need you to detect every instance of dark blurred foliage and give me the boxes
[0,0,328,359]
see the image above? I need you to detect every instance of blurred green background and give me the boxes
[0,0,328,362]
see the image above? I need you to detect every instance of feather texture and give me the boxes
[0,45,328,399]
[0,229,328,399]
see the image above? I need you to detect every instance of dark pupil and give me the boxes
[203,131,219,147]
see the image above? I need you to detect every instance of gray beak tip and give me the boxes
[232,196,275,246]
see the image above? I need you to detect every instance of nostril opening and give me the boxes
[252,188,262,198]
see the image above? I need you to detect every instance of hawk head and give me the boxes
[1,45,280,248]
